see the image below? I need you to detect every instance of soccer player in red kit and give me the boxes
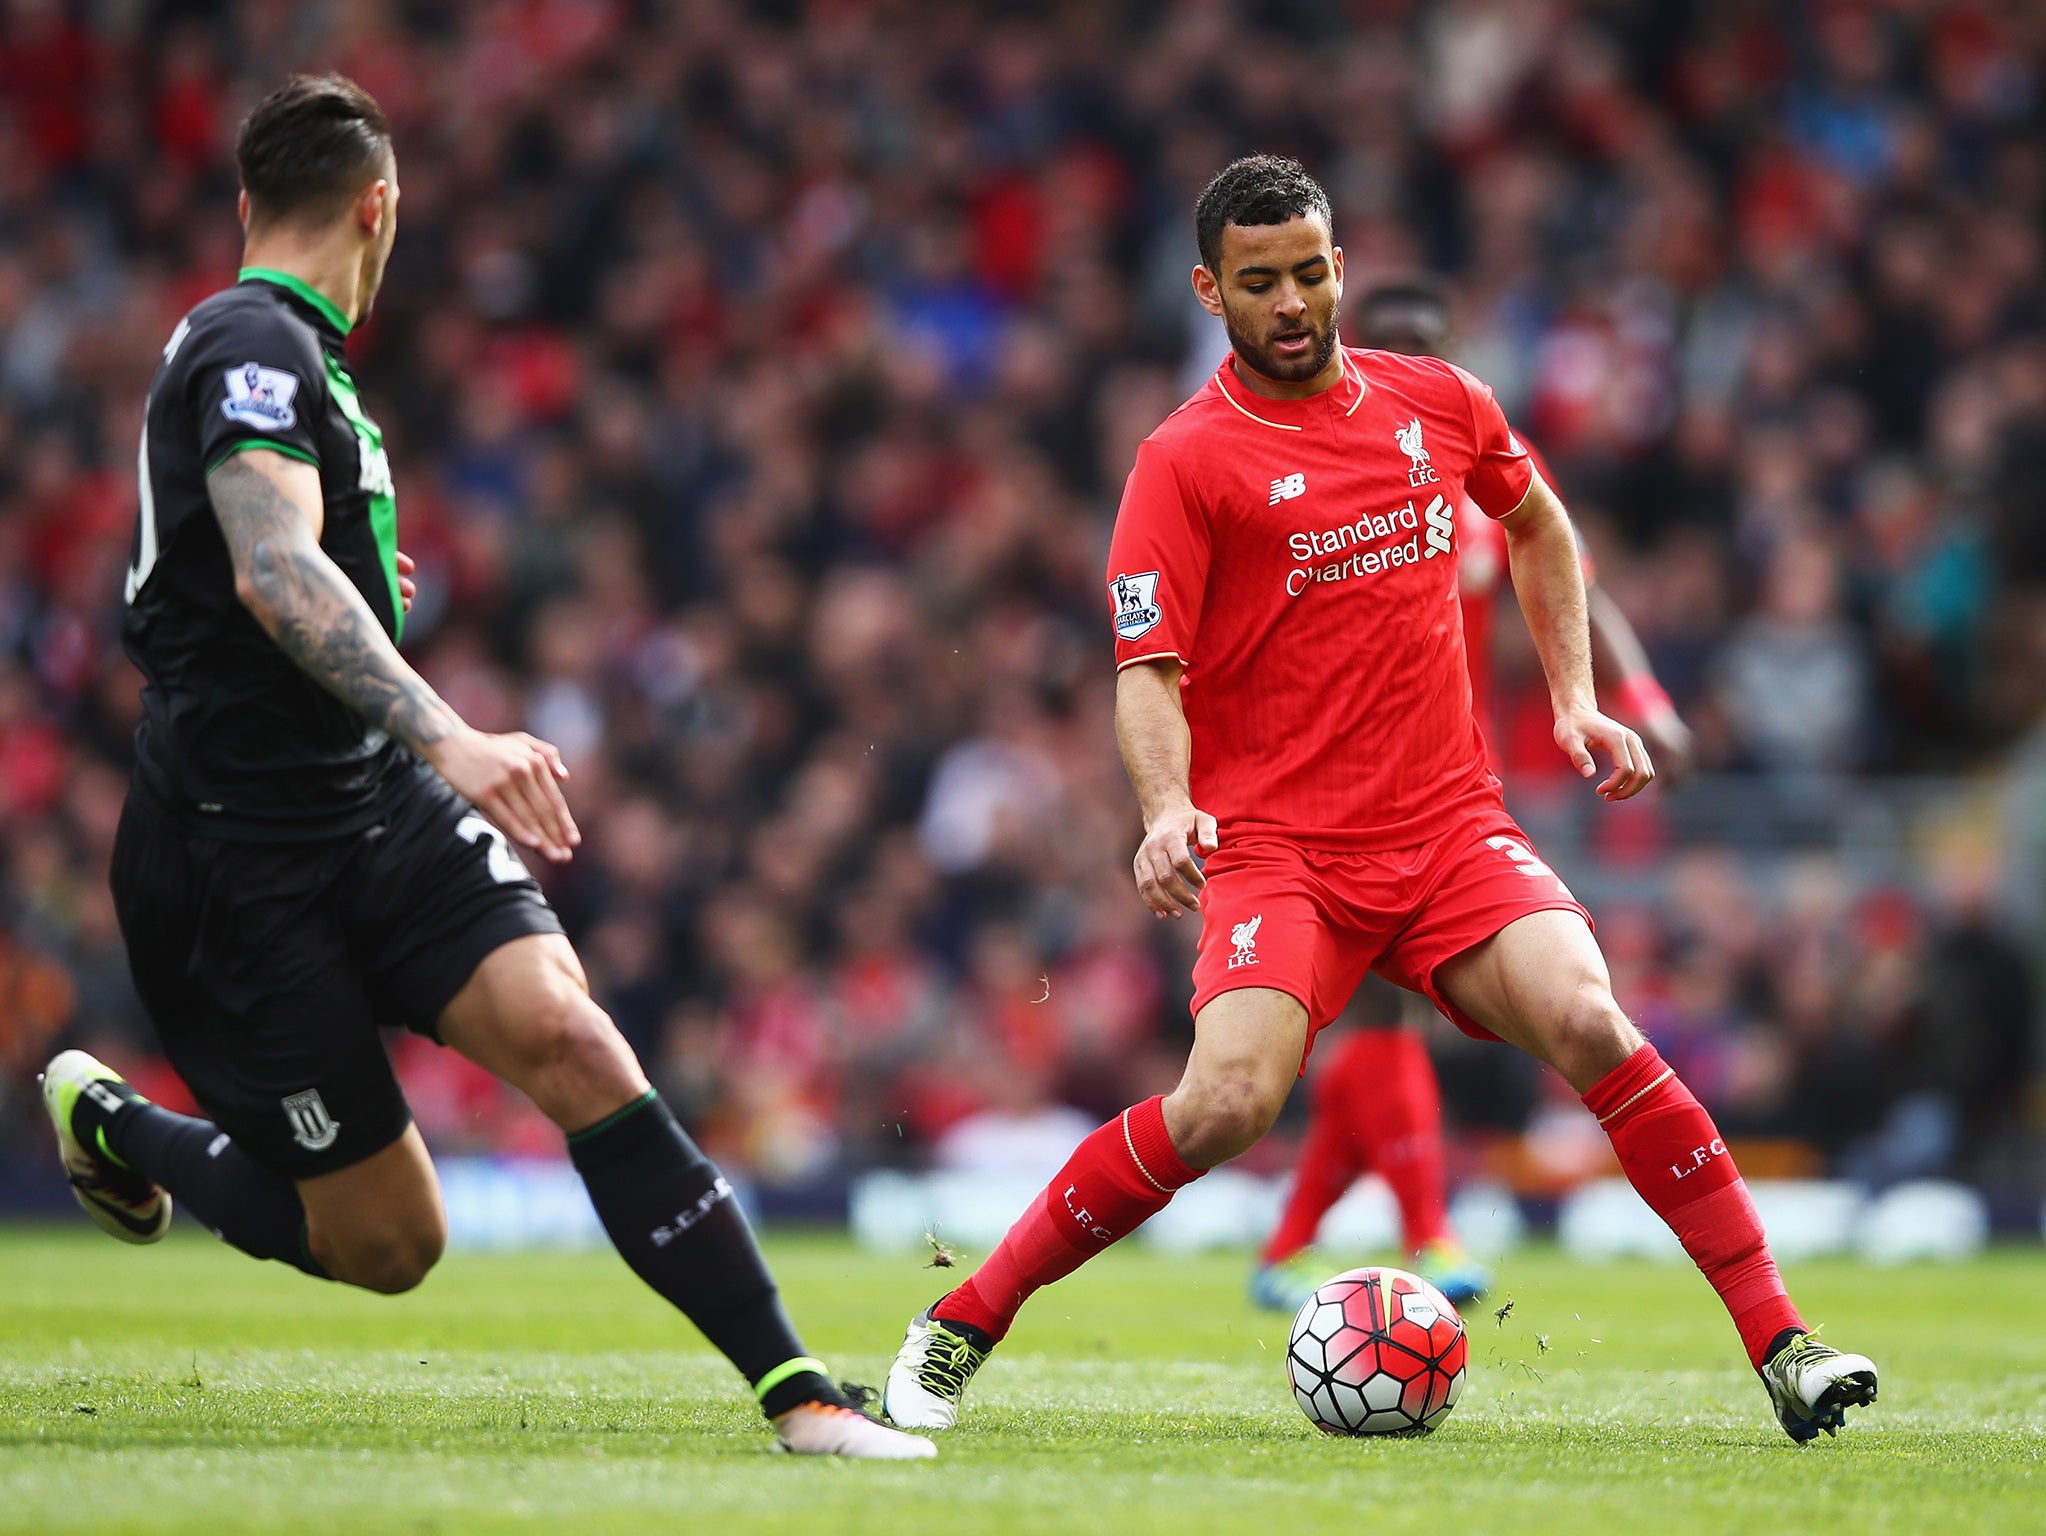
[883,157,1876,1443]
[1247,280,1698,1315]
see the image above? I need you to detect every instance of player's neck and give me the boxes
[238,235,365,331]
[1227,347,1346,402]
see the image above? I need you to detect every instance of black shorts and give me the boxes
[110,756,565,1179]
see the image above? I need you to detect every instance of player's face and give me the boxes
[1198,213,1344,391]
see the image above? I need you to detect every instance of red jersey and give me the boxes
[1107,346,1535,850]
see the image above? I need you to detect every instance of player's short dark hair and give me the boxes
[1358,278,1453,353]
[236,74,393,227]
[1193,155,1333,271]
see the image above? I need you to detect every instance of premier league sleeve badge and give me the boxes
[220,362,302,431]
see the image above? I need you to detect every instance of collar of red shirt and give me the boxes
[1209,348,1370,432]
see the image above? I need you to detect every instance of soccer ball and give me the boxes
[1286,1266,1468,1436]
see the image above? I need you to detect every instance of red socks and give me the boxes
[939,1046,1800,1370]
[1262,1029,1452,1265]
[938,1096,1201,1342]
[1585,1044,1803,1368]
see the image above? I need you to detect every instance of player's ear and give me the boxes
[1330,245,1344,296]
[1191,263,1225,319]
[357,178,391,239]
[237,188,250,232]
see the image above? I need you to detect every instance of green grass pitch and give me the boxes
[1,1226,2041,1535]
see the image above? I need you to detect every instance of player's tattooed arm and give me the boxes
[208,450,460,751]
[208,449,581,860]
[1499,473,1654,801]
[1115,659,1218,919]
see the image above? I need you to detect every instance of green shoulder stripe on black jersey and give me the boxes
[238,267,353,336]
[205,439,321,475]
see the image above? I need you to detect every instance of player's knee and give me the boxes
[1540,982,1641,1088]
[512,978,643,1125]
[516,970,611,1071]
[318,1218,445,1295]
[1170,1073,1288,1167]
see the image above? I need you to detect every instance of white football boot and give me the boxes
[1761,1332,1878,1442]
[881,1304,994,1430]
[773,1402,937,1459]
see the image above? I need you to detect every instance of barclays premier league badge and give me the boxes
[220,362,300,431]
[1111,570,1162,641]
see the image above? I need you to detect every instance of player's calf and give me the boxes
[447,934,869,1430]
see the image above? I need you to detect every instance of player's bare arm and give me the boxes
[208,448,581,860]
[1586,584,1695,783]
[1497,473,1653,801]
[1114,659,1218,919]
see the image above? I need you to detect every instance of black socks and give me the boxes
[568,1091,841,1418]
[80,1088,326,1278]
[76,1079,834,1417]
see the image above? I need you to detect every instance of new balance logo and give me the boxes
[1269,472,1306,505]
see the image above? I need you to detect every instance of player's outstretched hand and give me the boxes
[426,727,580,863]
[1555,707,1654,801]
[1134,801,1219,919]
[396,550,417,614]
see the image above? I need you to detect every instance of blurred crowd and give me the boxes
[2,0,2043,1195]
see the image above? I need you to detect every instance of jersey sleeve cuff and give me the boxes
[206,439,321,475]
[1478,459,1540,520]
[1116,650,1188,671]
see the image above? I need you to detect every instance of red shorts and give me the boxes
[1189,807,1592,1053]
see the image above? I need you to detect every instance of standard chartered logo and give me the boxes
[1285,493,1452,596]
[1423,495,1454,557]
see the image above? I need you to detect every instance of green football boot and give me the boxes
[39,1050,171,1244]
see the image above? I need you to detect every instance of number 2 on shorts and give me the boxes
[457,814,528,884]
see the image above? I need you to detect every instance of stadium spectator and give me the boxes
[1,1,2042,1199]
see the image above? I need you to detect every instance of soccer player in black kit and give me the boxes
[39,74,934,1461]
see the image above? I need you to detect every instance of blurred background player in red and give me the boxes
[1249,279,1696,1313]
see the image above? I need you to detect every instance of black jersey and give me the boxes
[123,269,407,840]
